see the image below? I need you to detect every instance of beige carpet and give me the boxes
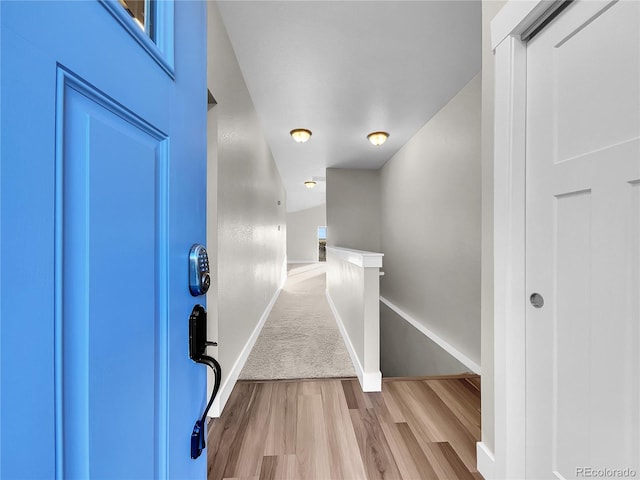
[238,263,357,380]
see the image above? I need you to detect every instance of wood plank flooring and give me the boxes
[207,376,482,480]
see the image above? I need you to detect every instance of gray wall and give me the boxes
[380,74,482,370]
[326,168,381,253]
[380,303,469,377]
[286,204,326,263]
[325,76,482,378]
[207,2,286,399]
[481,0,508,456]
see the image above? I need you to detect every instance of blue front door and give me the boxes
[1,1,207,478]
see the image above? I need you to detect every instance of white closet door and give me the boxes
[525,1,640,478]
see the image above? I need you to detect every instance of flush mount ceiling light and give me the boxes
[367,131,389,146]
[304,181,317,189]
[290,128,312,143]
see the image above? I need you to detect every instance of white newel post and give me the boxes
[325,246,383,392]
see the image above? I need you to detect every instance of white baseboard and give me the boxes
[326,290,381,392]
[287,260,319,264]
[209,286,282,418]
[476,441,495,480]
[379,296,481,374]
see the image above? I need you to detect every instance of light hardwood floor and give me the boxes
[207,376,482,480]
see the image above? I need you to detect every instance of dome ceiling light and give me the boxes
[304,181,317,188]
[367,131,389,146]
[290,128,312,143]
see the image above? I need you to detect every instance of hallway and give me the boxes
[239,263,356,380]
[216,263,482,479]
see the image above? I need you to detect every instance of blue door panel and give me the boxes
[1,1,207,478]
[2,1,171,127]
[164,4,208,476]
[1,24,57,479]
[60,81,164,478]
[87,124,157,479]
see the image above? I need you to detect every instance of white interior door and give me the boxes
[525,1,640,478]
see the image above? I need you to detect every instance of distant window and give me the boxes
[318,226,327,262]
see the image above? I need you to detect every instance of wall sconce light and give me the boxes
[304,181,317,188]
[290,128,312,143]
[367,131,389,146]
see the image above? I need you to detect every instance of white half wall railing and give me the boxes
[325,246,383,392]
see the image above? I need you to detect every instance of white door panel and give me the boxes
[526,0,640,478]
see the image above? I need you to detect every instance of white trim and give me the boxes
[326,290,381,392]
[493,33,528,480]
[492,1,554,477]
[326,290,364,385]
[491,0,553,50]
[209,286,282,417]
[476,442,496,480]
[287,260,320,264]
[379,296,481,374]
[326,246,383,268]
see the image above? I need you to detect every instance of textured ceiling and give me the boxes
[217,1,481,212]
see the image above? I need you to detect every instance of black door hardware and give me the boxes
[188,304,221,459]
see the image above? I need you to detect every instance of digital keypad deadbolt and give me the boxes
[188,244,210,296]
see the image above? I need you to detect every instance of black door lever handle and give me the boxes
[188,305,221,459]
